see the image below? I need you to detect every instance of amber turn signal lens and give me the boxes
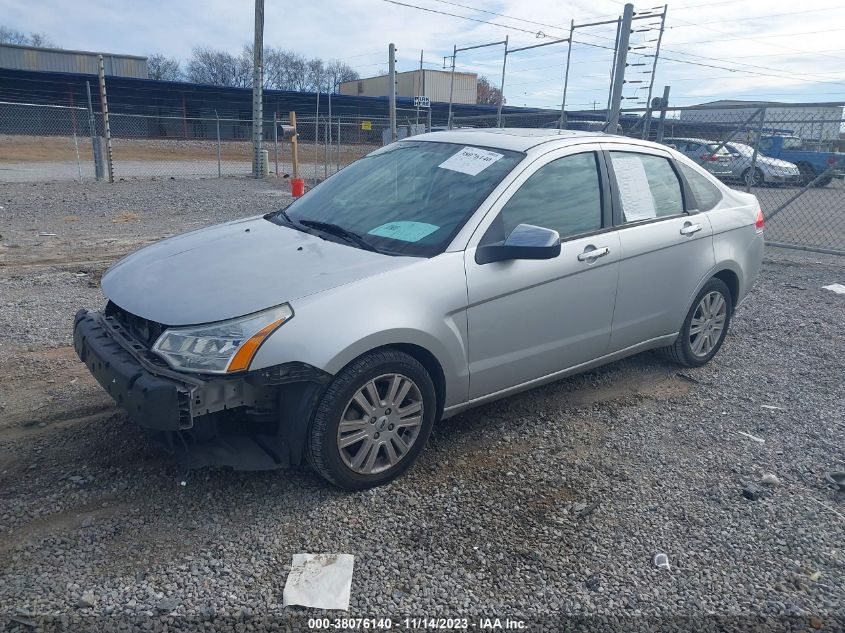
[227,318,287,372]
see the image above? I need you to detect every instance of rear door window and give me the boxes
[609,152,685,223]
[677,162,723,211]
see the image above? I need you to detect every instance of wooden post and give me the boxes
[290,111,299,179]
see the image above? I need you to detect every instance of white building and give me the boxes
[680,100,844,142]
[340,69,477,104]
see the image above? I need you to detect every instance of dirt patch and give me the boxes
[0,497,131,556]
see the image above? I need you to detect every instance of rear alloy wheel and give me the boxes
[743,167,764,187]
[306,349,436,489]
[660,278,733,368]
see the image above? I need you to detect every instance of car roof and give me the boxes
[405,128,607,152]
[664,137,725,145]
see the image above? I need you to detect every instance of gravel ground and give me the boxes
[0,178,843,632]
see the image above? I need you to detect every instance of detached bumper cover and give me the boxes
[74,309,193,430]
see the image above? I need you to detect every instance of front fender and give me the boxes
[250,253,470,409]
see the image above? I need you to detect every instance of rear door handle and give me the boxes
[680,223,702,236]
[577,246,610,261]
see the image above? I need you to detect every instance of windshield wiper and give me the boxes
[297,219,381,253]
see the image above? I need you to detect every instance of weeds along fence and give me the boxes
[2,100,843,255]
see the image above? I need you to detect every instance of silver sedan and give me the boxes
[74,129,764,489]
[725,142,800,186]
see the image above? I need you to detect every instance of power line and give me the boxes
[380,0,845,91]
[667,5,845,28]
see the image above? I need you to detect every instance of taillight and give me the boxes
[827,156,837,165]
[755,208,765,231]
[700,154,718,162]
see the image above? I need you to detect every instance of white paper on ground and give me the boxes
[612,155,656,222]
[283,553,354,611]
[822,283,845,295]
[438,146,504,176]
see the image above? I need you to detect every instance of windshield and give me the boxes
[271,141,523,257]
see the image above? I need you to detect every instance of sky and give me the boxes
[3,0,845,110]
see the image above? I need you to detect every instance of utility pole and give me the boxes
[607,3,633,132]
[496,36,508,128]
[559,19,574,129]
[389,43,397,142]
[97,55,113,183]
[251,0,265,178]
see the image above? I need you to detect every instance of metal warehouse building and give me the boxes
[680,100,844,142]
[0,43,148,78]
[340,69,477,104]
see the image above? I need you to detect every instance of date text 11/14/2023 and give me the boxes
[307,617,527,630]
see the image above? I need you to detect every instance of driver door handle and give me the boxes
[577,246,610,261]
[680,223,702,236]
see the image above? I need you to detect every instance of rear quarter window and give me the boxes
[677,161,723,211]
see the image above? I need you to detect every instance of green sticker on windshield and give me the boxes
[368,221,439,242]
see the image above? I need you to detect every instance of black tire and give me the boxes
[660,278,733,368]
[796,162,816,187]
[814,174,833,187]
[742,167,765,187]
[306,349,437,490]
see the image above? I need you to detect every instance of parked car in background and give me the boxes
[662,137,733,178]
[723,142,800,186]
[757,135,845,187]
[74,129,764,489]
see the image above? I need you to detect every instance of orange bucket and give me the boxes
[291,178,305,197]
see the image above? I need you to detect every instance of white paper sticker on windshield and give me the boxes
[612,155,656,222]
[438,146,504,176]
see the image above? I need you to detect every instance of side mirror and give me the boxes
[476,223,561,265]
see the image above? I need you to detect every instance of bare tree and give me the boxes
[324,60,359,93]
[0,25,56,47]
[147,53,182,81]
[476,76,503,105]
[185,48,250,87]
[183,45,359,92]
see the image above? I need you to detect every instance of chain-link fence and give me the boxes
[619,104,845,255]
[0,102,431,185]
[455,104,845,255]
[0,101,102,182]
[3,99,843,255]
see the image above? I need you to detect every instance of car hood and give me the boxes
[101,215,419,325]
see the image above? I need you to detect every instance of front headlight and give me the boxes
[151,304,293,374]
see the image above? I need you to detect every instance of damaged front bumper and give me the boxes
[73,309,330,469]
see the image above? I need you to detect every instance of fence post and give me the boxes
[654,86,670,144]
[324,117,329,179]
[273,111,279,176]
[85,81,103,181]
[72,132,83,183]
[215,110,222,178]
[97,56,114,183]
[336,116,341,173]
[745,107,767,193]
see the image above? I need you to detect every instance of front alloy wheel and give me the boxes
[307,349,436,489]
[337,373,424,475]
